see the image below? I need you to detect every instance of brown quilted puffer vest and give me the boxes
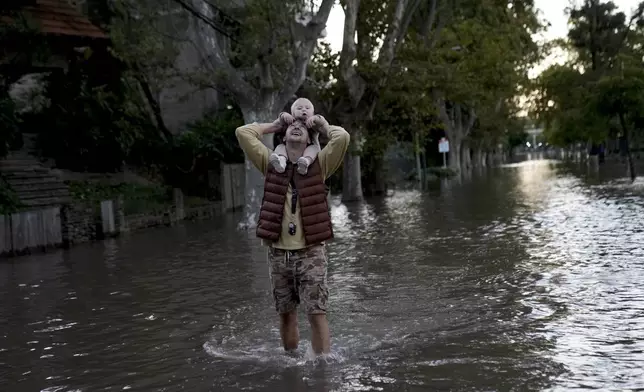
[256,160,333,245]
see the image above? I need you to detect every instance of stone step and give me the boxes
[1,151,74,210]
[20,196,72,209]
[3,154,36,159]
[2,172,60,182]
[0,168,51,176]
[1,163,47,170]
[12,188,71,205]
[0,161,49,168]
[12,186,70,198]
[20,196,72,207]
[7,180,69,193]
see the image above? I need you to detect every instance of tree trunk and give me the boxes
[133,72,172,142]
[373,156,388,195]
[414,130,423,186]
[449,139,462,172]
[618,111,637,182]
[473,146,486,168]
[461,140,472,170]
[336,0,422,201]
[342,127,364,201]
[364,154,387,196]
[238,107,279,229]
[434,98,475,174]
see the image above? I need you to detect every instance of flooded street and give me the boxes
[1,158,644,391]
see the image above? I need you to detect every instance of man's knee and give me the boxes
[307,313,327,328]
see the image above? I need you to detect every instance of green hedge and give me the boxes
[67,181,175,215]
[0,176,22,215]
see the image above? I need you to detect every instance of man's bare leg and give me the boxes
[308,314,330,354]
[280,310,299,351]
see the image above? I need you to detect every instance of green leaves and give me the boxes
[307,0,543,158]
[534,0,644,147]
[0,175,22,215]
[0,94,21,159]
[179,106,245,164]
[108,0,179,88]
[418,0,542,146]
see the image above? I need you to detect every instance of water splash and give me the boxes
[202,339,348,368]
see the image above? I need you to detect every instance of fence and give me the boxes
[221,163,245,211]
[1,207,62,256]
[1,164,246,257]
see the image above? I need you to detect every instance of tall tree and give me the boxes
[333,0,428,201]
[535,0,644,181]
[109,0,178,141]
[167,0,334,227]
[568,0,632,72]
[426,0,542,171]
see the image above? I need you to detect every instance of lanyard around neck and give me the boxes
[290,177,298,214]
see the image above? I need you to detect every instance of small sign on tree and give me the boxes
[438,138,449,153]
[438,138,449,168]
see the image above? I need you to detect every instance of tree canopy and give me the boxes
[533,0,644,180]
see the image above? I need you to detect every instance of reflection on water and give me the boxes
[1,159,644,391]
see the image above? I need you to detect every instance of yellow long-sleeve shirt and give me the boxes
[235,123,350,250]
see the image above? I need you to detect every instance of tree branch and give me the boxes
[397,0,423,49]
[616,3,644,56]
[338,0,366,107]
[433,90,452,130]
[133,73,173,141]
[277,0,334,106]
[312,0,335,25]
[169,0,254,105]
[464,107,477,137]
[171,0,238,39]
[421,0,438,43]
[373,0,421,108]
[258,10,276,91]
[427,0,452,49]
[356,1,372,65]
[377,0,410,68]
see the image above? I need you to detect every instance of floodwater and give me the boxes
[2,157,644,391]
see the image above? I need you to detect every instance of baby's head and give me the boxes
[291,98,314,122]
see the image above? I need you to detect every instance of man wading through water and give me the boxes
[235,103,349,354]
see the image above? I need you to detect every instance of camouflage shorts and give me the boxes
[267,245,329,315]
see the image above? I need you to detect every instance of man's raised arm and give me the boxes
[317,119,350,180]
[235,120,282,174]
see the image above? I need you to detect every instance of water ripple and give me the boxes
[1,159,643,391]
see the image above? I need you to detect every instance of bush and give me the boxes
[425,166,458,178]
[180,105,245,164]
[67,180,173,215]
[159,106,244,199]
[34,71,153,172]
[0,95,22,158]
[0,176,22,215]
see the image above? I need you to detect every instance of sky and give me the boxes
[322,0,642,76]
